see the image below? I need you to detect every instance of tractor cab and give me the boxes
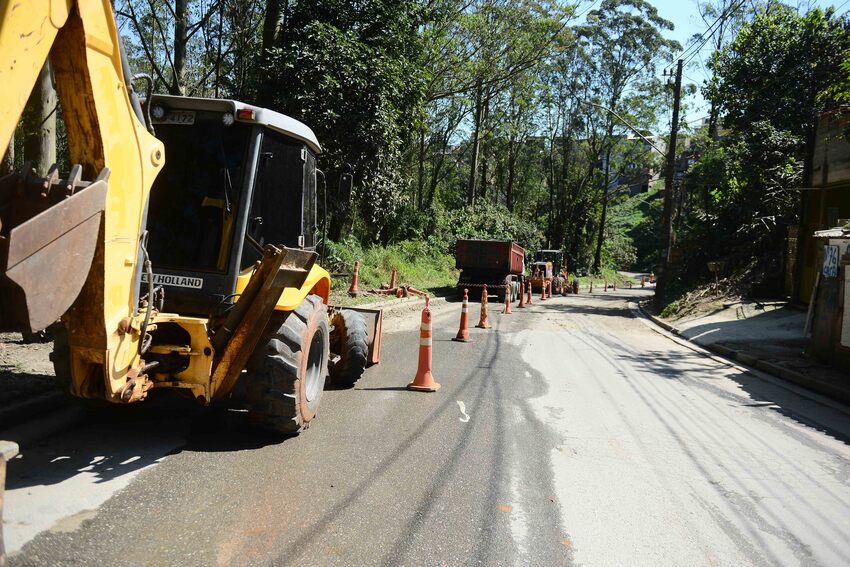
[534,249,564,274]
[143,95,323,317]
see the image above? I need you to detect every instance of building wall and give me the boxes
[796,110,850,304]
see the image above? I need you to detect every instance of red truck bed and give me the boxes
[455,239,525,275]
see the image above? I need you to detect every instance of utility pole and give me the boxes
[655,59,683,311]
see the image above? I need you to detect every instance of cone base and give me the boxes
[407,381,441,392]
[452,337,471,343]
[475,323,491,329]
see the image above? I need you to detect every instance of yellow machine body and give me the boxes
[0,0,341,404]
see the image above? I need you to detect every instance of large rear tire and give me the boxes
[329,309,368,387]
[244,294,329,435]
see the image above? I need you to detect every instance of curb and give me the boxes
[636,301,850,406]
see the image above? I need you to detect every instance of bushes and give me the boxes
[325,236,457,293]
[326,200,542,298]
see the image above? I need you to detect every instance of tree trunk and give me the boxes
[171,0,188,95]
[467,79,484,205]
[23,62,56,176]
[506,139,516,211]
[592,147,612,273]
[262,0,282,53]
[417,128,426,210]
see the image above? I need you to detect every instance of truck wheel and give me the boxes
[329,309,368,387]
[245,294,329,435]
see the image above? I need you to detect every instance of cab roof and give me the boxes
[149,94,322,154]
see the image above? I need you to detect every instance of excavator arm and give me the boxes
[0,0,164,402]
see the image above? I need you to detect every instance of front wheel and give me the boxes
[244,294,329,435]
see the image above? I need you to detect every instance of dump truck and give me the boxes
[0,1,382,433]
[455,239,525,302]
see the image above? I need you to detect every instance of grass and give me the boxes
[326,239,458,306]
[574,268,638,287]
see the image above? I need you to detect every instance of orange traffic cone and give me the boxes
[526,281,533,305]
[503,286,512,314]
[408,295,440,392]
[452,289,471,343]
[541,280,547,301]
[518,281,526,308]
[348,261,360,297]
[476,285,491,329]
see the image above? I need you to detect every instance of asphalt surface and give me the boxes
[6,288,850,566]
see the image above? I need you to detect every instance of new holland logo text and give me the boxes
[141,273,203,289]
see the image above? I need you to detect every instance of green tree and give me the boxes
[256,0,428,242]
[705,6,850,182]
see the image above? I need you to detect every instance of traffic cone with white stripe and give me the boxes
[452,289,471,342]
[476,285,491,329]
[526,280,533,305]
[348,261,360,297]
[541,280,547,301]
[408,295,440,392]
[503,286,512,314]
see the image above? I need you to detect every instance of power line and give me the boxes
[665,0,747,70]
[575,0,602,20]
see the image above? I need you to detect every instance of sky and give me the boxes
[580,0,850,131]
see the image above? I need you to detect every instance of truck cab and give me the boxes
[144,95,327,317]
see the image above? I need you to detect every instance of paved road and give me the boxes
[6,289,850,566]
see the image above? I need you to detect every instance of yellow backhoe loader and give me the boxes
[0,0,381,432]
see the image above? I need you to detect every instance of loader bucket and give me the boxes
[332,305,383,365]
[0,168,108,334]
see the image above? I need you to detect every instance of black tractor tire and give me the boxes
[552,276,562,295]
[329,309,369,387]
[244,294,329,435]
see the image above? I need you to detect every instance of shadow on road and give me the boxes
[6,401,292,491]
[596,336,850,448]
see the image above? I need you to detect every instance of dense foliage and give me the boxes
[673,5,850,298]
